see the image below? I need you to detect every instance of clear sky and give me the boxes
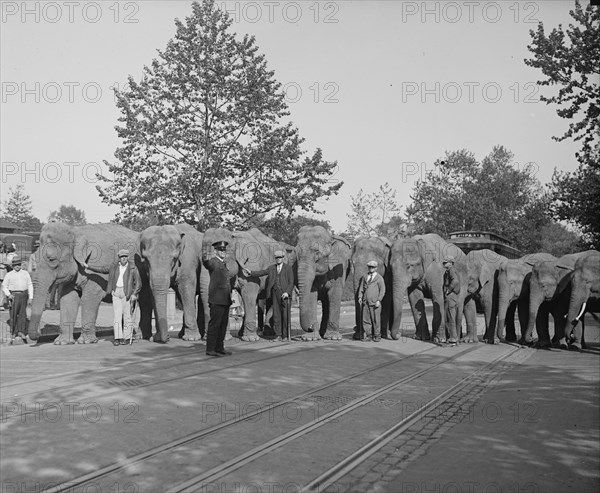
[0,0,586,232]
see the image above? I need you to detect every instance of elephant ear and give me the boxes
[416,238,436,270]
[478,263,493,288]
[378,236,393,268]
[328,236,351,271]
[177,232,186,267]
[556,253,579,272]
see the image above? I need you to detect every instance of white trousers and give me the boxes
[112,287,133,340]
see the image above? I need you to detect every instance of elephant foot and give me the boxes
[182,330,202,341]
[11,336,24,345]
[462,336,478,344]
[535,340,552,350]
[505,335,517,343]
[150,335,169,344]
[241,334,260,342]
[77,336,99,344]
[352,332,362,341]
[433,337,446,344]
[323,330,343,341]
[301,333,322,341]
[569,342,582,352]
[54,335,76,345]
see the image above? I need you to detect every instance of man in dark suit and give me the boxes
[203,240,236,356]
[243,250,294,341]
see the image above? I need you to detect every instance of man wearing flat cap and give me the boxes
[243,250,294,341]
[357,260,386,342]
[2,256,33,342]
[83,249,141,346]
[203,240,236,356]
[442,255,461,346]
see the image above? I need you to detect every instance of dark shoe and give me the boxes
[113,340,120,346]
[206,350,223,357]
[217,350,232,356]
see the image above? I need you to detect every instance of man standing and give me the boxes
[442,256,461,346]
[243,250,294,341]
[2,256,33,342]
[203,240,236,357]
[357,260,386,342]
[83,249,141,346]
[0,242,7,310]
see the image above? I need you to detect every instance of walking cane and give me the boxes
[129,299,137,345]
[286,296,291,342]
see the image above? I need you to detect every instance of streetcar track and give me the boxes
[165,344,485,493]
[302,346,521,492]
[41,344,439,493]
[1,329,360,414]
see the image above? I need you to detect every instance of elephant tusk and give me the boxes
[573,301,587,324]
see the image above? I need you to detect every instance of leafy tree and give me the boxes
[97,0,342,230]
[112,213,160,232]
[251,214,331,246]
[48,205,87,226]
[408,146,556,253]
[538,221,585,257]
[0,184,43,231]
[525,0,600,247]
[345,183,406,239]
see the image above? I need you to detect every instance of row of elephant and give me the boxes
[24,222,599,351]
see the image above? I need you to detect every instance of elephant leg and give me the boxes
[517,299,530,344]
[240,284,261,342]
[380,293,391,339]
[322,284,343,341]
[409,289,430,341]
[138,284,153,340]
[179,280,202,341]
[77,284,104,344]
[463,299,478,343]
[532,308,550,348]
[55,287,79,345]
[301,289,321,341]
[319,292,330,337]
[504,302,517,342]
[196,294,206,339]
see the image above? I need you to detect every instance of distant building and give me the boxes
[0,219,21,234]
[448,231,521,259]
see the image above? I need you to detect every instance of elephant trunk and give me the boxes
[390,272,408,340]
[149,274,171,342]
[297,261,317,332]
[496,278,511,341]
[526,279,545,344]
[27,267,57,341]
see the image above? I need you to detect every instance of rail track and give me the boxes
[34,342,528,493]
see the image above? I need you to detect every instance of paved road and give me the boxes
[1,304,598,493]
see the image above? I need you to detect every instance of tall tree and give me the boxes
[346,183,406,239]
[97,0,342,230]
[407,146,561,253]
[0,184,43,231]
[252,214,331,246]
[48,205,87,226]
[525,0,600,247]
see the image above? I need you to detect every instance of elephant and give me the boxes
[525,252,590,348]
[230,228,294,342]
[139,224,208,343]
[564,250,599,350]
[496,252,556,343]
[296,225,351,340]
[28,222,149,345]
[464,249,508,344]
[351,236,393,339]
[389,233,470,343]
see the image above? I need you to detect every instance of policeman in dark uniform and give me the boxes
[203,240,236,357]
